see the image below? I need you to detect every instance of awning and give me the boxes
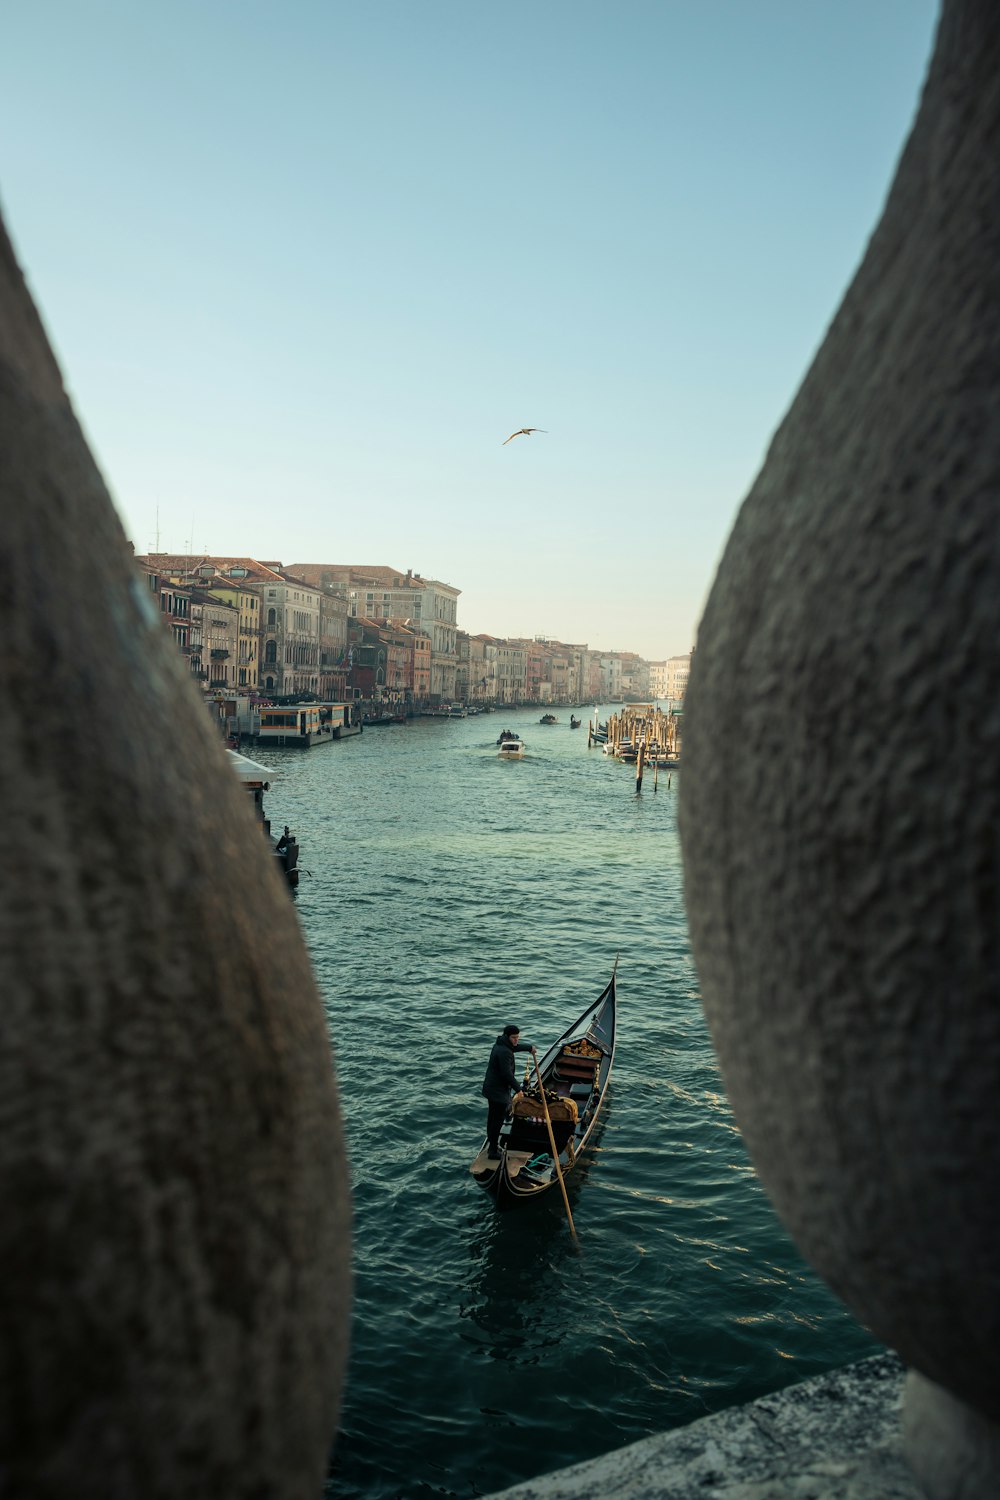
[226,749,277,785]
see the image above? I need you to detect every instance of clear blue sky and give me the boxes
[1,1,938,658]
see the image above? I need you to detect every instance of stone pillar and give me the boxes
[0,216,351,1494]
[678,3,999,1497]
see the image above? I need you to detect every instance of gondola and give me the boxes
[470,966,617,1207]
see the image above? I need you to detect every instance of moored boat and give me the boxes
[470,966,616,1206]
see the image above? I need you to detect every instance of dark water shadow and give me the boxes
[457,1108,612,1362]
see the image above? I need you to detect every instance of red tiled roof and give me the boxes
[136,555,318,588]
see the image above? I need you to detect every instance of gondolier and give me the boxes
[470,965,617,1209]
[481,1025,533,1158]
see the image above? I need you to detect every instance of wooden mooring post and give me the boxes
[635,739,645,794]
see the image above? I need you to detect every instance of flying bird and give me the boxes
[503,427,548,445]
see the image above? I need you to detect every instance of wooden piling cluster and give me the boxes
[590,704,682,793]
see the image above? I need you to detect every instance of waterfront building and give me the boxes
[318,585,349,702]
[619,652,649,701]
[526,638,590,705]
[136,558,261,693]
[515,638,546,701]
[345,620,384,704]
[495,640,527,704]
[136,555,327,699]
[289,563,460,706]
[563,644,591,705]
[202,580,261,691]
[140,565,193,657]
[545,643,571,704]
[453,630,471,704]
[190,589,240,693]
[255,564,322,699]
[382,621,414,708]
[589,652,624,703]
[665,652,691,701]
[468,634,500,705]
[647,660,668,699]
[388,620,432,705]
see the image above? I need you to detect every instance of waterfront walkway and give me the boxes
[483,1354,920,1500]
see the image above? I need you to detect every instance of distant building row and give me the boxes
[135,554,691,707]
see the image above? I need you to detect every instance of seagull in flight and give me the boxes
[503,427,548,445]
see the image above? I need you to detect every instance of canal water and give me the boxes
[249,709,878,1500]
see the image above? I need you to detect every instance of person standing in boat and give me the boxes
[482,1024,533,1158]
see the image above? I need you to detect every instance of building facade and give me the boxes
[288,564,460,705]
[203,580,260,691]
[136,555,327,700]
[665,653,692,701]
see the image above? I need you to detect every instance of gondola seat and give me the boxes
[508,1093,577,1154]
[506,1116,576,1154]
[554,1050,599,1084]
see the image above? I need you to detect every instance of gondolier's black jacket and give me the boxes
[481,1034,533,1103]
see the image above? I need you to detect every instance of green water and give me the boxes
[248,709,877,1499]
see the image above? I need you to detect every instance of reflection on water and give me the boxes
[460,1112,611,1370]
[247,711,877,1500]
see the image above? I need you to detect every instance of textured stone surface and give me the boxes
[678,0,1000,1441]
[484,1354,919,1499]
[0,216,351,1496]
[902,1372,1000,1500]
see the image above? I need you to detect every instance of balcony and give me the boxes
[210,648,230,660]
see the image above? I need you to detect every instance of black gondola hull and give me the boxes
[471,970,616,1207]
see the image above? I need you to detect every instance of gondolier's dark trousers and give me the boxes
[487,1099,508,1152]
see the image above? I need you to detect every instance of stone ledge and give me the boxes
[483,1353,922,1499]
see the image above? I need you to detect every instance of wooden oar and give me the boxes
[530,1046,578,1243]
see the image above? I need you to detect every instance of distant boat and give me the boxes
[539,713,557,724]
[570,715,581,728]
[497,732,525,759]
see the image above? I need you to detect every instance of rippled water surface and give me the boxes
[249,709,877,1499]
